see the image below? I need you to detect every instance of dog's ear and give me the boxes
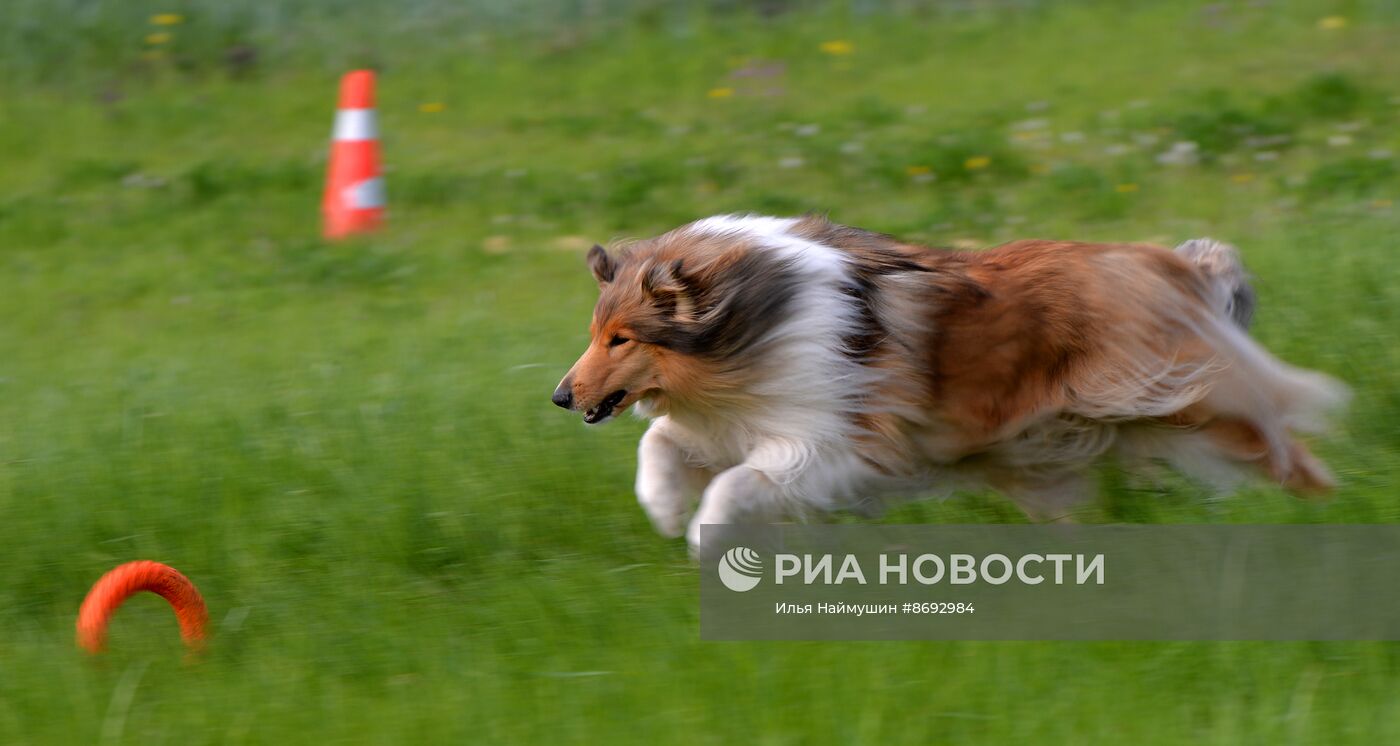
[642,259,696,320]
[587,244,615,286]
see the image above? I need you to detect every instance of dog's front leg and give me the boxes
[686,465,790,555]
[636,419,712,538]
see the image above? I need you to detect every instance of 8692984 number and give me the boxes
[904,602,974,614]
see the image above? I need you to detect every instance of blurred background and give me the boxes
[2,0,1399,742]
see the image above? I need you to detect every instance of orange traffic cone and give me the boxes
[322,70,385,239]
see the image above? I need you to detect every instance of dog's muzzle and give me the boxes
[582,389,627,424]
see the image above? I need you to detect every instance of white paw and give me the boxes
[686,519,705,559]
[687,502,735,559]
[639,491,690,539]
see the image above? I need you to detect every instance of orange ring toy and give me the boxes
[77,561,209,654]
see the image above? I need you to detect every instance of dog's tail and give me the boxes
[1175,238,1255,329]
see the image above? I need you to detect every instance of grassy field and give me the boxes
[3,0,1400,742]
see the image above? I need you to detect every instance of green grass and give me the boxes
[2,0,1400,742]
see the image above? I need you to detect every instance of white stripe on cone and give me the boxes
[333,109,378,141]
[342,177,386,209]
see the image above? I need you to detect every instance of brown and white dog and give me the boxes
[552,214,1346,551]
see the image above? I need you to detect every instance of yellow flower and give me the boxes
[905,165,932,177]
[1029,163,1050,175]
[418,102,446,113]
[964,155,992,170]
[1115,183,1140,193]
[1230,173,1255,184]
[1370,198,1393,209]
[145,32,172,45]
[1318,16,1348,30]
[706,87,735,99]
[819,40,854,56]
[150,13,184,26]
[551,235,594,252]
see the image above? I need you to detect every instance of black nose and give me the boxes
[551,386,573,410]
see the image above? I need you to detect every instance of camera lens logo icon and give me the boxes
[717,547,763,592]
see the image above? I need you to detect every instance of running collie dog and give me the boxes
[551,215,1346,551]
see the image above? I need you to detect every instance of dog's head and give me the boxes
[551,244,683,424]
[551,235,801,424]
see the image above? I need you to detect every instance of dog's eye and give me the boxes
[609,335,630,348]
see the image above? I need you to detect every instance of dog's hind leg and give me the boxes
[1188,315,1345,495]
[1133,407,1337,498]
[1195,417,1336,497]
